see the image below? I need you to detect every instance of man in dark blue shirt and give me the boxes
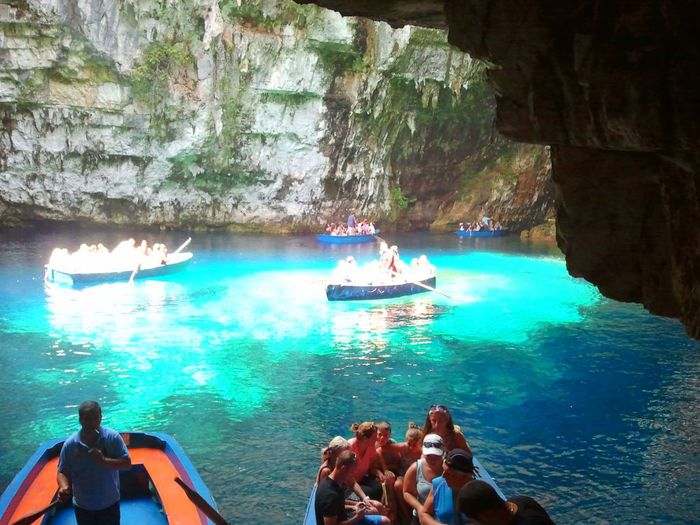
[458,480,556,525]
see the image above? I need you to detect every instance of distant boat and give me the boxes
[45,252,193,285]
[316,231,380,244]
[327,276,436,301]
[0,432,220,525]
[455,229,509,238]
[302,456,505,525]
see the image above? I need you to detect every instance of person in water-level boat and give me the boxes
[315,450,391,525]
[419,449,476,525]
[402,433,446,525]
[458,479,557,525]
[57,401,132,525]
[348,422,393,502]
[376,422,423,524]
[422,405,471,454]
[317,436,389,519]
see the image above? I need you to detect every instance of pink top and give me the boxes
[348,437,379,481]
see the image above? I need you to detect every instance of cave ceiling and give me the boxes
[297,0,700,339]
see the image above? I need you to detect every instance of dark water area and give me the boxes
[0,227,698,524]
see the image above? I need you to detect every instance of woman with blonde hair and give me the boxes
[348,422,392,501]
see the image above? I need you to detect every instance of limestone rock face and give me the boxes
[298,0,700,338]
[0,0,549,233]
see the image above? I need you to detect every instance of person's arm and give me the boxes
[369,448,386,482]
[323,506,367,525]
[56,471,72,501]
[352,482,372,503]
[418,487,443,525]
[88,448,131,469]
[402,463,422,513]
[454,430,471,454]
[89,434,132,470]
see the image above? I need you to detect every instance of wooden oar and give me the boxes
[128,264,140,284]
[172,237,192,256]
[11,498,60,525]
[392,271,452,299]
[174,477,229,525]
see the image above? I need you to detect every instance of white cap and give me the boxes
[422,433,445,456]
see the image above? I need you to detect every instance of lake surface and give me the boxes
[0,227,698,524]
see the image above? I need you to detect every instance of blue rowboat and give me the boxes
[316,231,380,244]
[302,457,505,525]
[454,229,509,238]
[45,252,193,286]
[326,276,436,301]
[0,432,219,525]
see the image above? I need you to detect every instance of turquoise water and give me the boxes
[1,228,699,524]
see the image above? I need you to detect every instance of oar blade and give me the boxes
[10,500,59,525]
[174,477,229,525]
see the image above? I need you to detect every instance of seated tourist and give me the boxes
[376,422,423,524]
[348,422,391,502]
[419,449,475,525]
[315,450,391,525]
[403,433,445,525]
[458,480,557,525]
[422,405,470,454]
[317,436,388,518]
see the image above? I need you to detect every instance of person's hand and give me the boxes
[88,447,105,463]
[384,470,396,482]
[375,470,385,483]
[57,486,72,501]
[354,502,367,519]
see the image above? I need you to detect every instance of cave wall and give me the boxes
[0,0,551,233]
[300,0,700,338]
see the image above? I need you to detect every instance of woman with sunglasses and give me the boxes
[419,449,476,525]
[402,433,446,525]
[422,405,471,454]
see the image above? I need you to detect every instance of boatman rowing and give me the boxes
[57,401,131,525]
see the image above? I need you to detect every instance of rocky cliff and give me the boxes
[298,0,700,339]
[0,0,551,233]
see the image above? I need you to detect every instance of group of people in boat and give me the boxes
[458,216,503,233]
[333,242,435,286]
[314,404,556,525]
[47,238,170,274]
[326,211,377,236]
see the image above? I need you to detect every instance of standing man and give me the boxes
[347,211,357,231]
[57,400,131,525]
[457,480,556,525]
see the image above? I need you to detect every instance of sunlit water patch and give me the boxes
[0,230,698,524]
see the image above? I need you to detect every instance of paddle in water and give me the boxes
[174,476,229,525]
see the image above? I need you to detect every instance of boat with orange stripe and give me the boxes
[0,432,225,525]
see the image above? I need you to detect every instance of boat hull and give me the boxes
[326,276,436,301]
[316,231,380,244]
[45,253,193,285]
[454,229,508,238]
[0,432,217,525]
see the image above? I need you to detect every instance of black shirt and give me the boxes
[315,476,347,525]
[509,496,556,525]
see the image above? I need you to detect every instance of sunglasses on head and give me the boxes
[429,404,449,414]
